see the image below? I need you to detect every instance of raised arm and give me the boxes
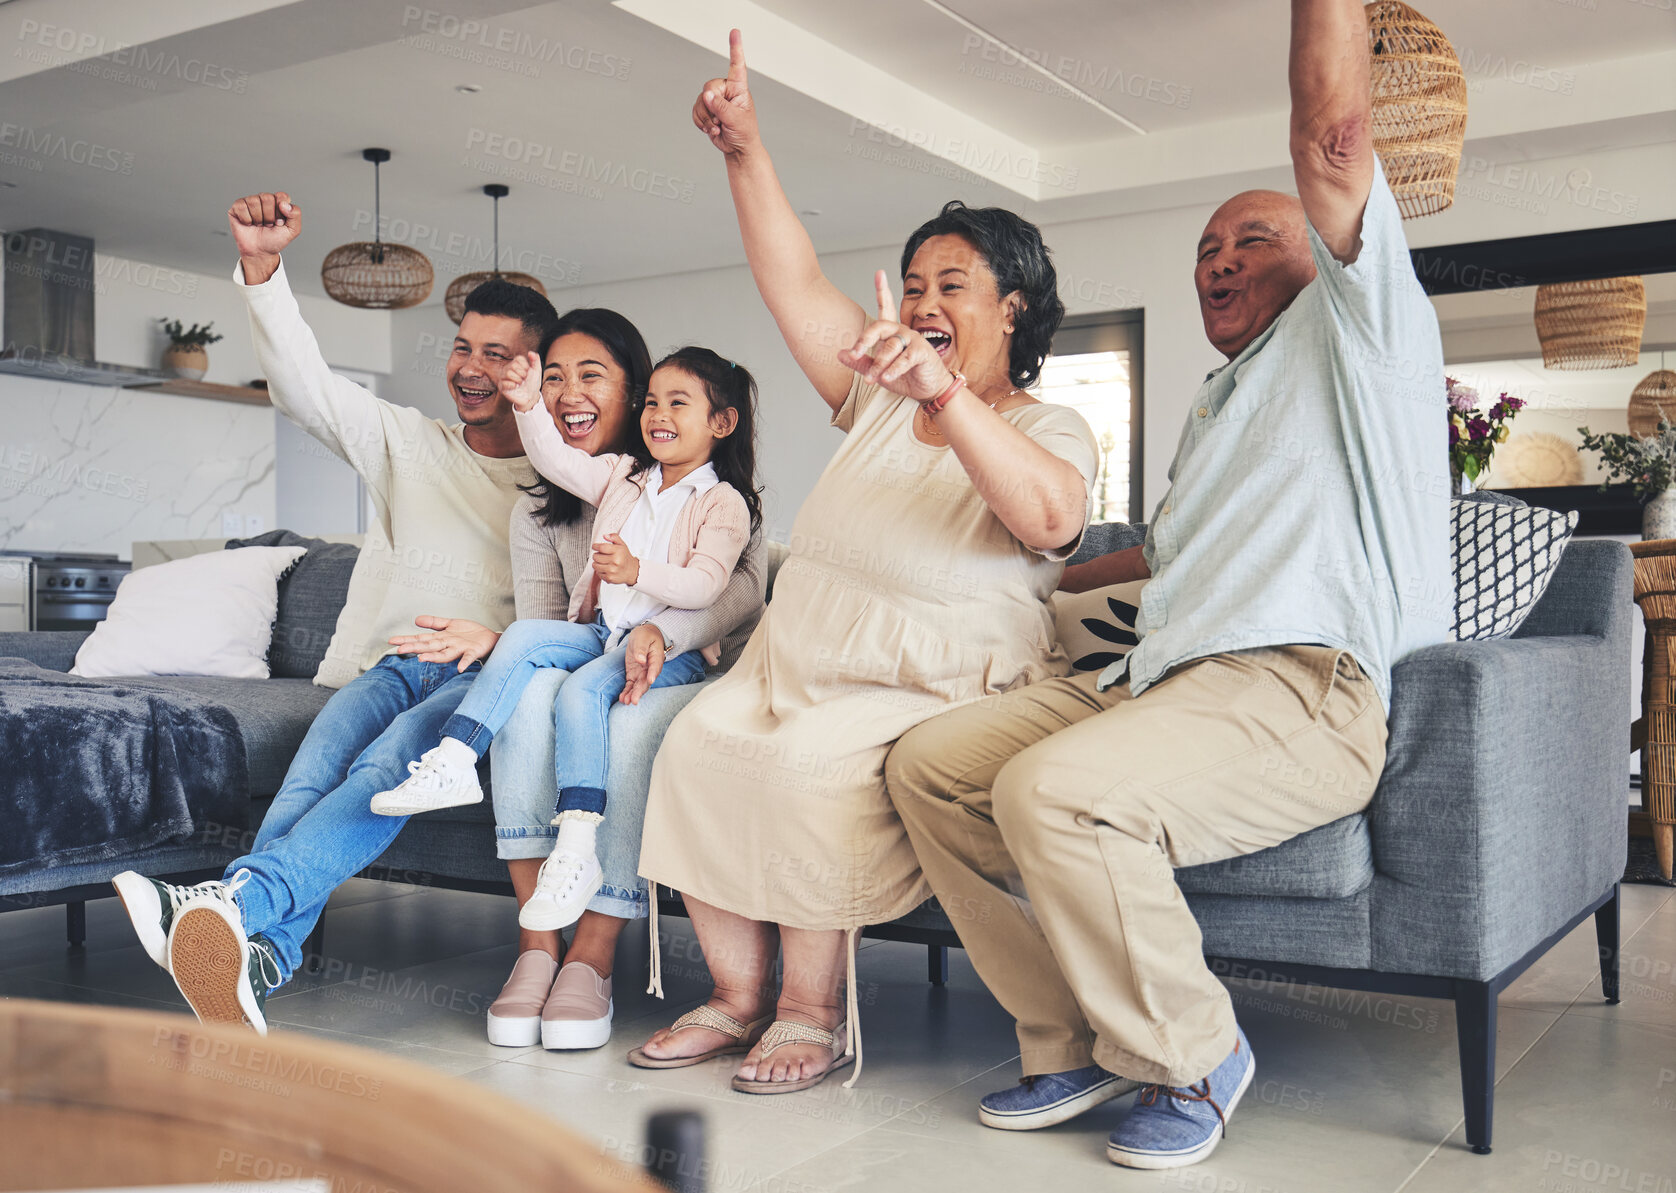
[693,30,867,410]
[504,352,619,506]
[1289,0,1376,264]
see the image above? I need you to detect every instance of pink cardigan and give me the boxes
[513,406,750,663]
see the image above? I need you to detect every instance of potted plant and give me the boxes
[1448,377,1524,493]
[158,318,223,380]
[1578,414,1676,540]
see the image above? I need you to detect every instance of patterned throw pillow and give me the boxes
[1450,499,1578,640]
[1050,580,1148,673]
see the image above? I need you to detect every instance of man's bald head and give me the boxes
[1194,190,1319,359]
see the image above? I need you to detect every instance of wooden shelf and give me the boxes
[125,378,270,406]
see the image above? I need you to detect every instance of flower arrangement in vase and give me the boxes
[158,318,224,380]
[1577,413,1676,540]
[1447,377,1524,493]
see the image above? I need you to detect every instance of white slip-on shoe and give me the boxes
[369,744,483,816]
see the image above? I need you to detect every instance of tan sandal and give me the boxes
[626,1004,772,1069]
[730,1019,854,1094]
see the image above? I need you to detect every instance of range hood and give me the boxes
[0,228,174,387]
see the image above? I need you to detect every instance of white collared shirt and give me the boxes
[598,461,721,646]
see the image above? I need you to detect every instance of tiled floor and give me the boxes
[5,878,1673,1193]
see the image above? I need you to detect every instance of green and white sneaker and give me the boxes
[166,878,283,1036]
[112,871,246,969]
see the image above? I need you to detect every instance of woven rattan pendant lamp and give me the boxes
[1629,354,1676,437]
[444,185,548,324]
[1365,1,1468,219]
[1534,276,1647,370]
[321,148,433,310]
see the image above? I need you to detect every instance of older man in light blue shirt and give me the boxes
[887,0,1451,1170]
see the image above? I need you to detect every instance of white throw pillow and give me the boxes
[1050,579,1148,674]
[71,546,307,678]
[1450,499,1577,641]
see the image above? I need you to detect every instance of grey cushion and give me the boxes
[0,630,90,673]
[1069,520,1148,567]
[1176,814,1373,899]
[105,675,332,797]
[227,530,360,679]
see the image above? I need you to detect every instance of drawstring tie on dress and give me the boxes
[646,888,664,999]
[841,924,862,1089]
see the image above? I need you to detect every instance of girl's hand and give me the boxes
[836,271,955,403]
[500,350,544,413]
[389,615,499,673]
[690,29,758,158]
[620,623,666,705]
[592,533,640,585]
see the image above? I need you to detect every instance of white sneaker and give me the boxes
[112,871,242,969]
[517,850,603,932]
[370,744,483,816]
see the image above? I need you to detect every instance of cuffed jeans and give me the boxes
[490,668,716,919]
[223,654,482,984]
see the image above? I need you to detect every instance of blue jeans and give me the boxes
[442,619,613,755]
[224,654,481,984]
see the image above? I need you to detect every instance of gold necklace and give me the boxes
[914,386,1020,445]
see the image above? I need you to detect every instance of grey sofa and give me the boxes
[0,527,1631,1156]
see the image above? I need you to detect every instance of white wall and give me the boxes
[0,248,390,555]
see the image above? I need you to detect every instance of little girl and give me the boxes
[371,345,761,931]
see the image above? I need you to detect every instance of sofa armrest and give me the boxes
[1370,572,1631,978]
[0,631,90,673]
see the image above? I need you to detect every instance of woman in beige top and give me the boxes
[632,31,1099,1093]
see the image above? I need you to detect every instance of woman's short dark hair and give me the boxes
[899,201,1064,389]
[460,278,561,350]
[521,307,653,528]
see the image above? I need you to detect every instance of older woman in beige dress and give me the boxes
[631,31,1099,1092]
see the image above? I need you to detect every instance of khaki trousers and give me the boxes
[885,645,1387,1086]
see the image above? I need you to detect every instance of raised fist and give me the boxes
[500,351,544,414]
[227,192,301,261]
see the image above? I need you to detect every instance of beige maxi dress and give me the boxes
[640,375,1099,945]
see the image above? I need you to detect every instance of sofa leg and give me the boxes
[65,901,86,949]
[927,944,948,987]
[1594,883,1621,1004]
[1453,980,1496,1155]
[304,915,326,976]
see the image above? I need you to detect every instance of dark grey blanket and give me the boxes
[0,659,248,878]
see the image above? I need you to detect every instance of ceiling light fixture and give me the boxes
[321,148,434,310]
[1365,1,1468,219]
[455,83,482,94]
[1534,276,1647,371]
[1629,352,1676,437]
[444,184,548,324]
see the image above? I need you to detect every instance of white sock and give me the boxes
[435,737,478,769]
[554,815,599,858]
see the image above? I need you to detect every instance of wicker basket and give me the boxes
[444,271,549,325]
[1366,1,1468,220]
[1631,539,1676,879]
[1629,369,1676,438]
[321,241,434,310]
[1534,276,1647,371]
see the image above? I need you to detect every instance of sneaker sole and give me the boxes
[369,791,483,817]
[170,905,267,1037]
[517,871,604,932]
[1105,1054,1256,1169]
[111,872,167,969]
[542,1006,613,1051]
[486,1011,542,1048]
[979,1076,1142,1131]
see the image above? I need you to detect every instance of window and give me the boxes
[1032,310,1144,523]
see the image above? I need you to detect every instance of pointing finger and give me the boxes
[727,28,747,85]
[874,270,897,322]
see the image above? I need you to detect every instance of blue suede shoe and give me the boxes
[978,1064,1142,1131]
[1106,1028,1255,1169]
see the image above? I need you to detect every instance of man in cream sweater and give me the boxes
[112,191,559,1034]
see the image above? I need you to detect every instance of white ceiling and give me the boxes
[0,0,1671,306]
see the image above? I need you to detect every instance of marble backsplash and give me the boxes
[0,372,274,558]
